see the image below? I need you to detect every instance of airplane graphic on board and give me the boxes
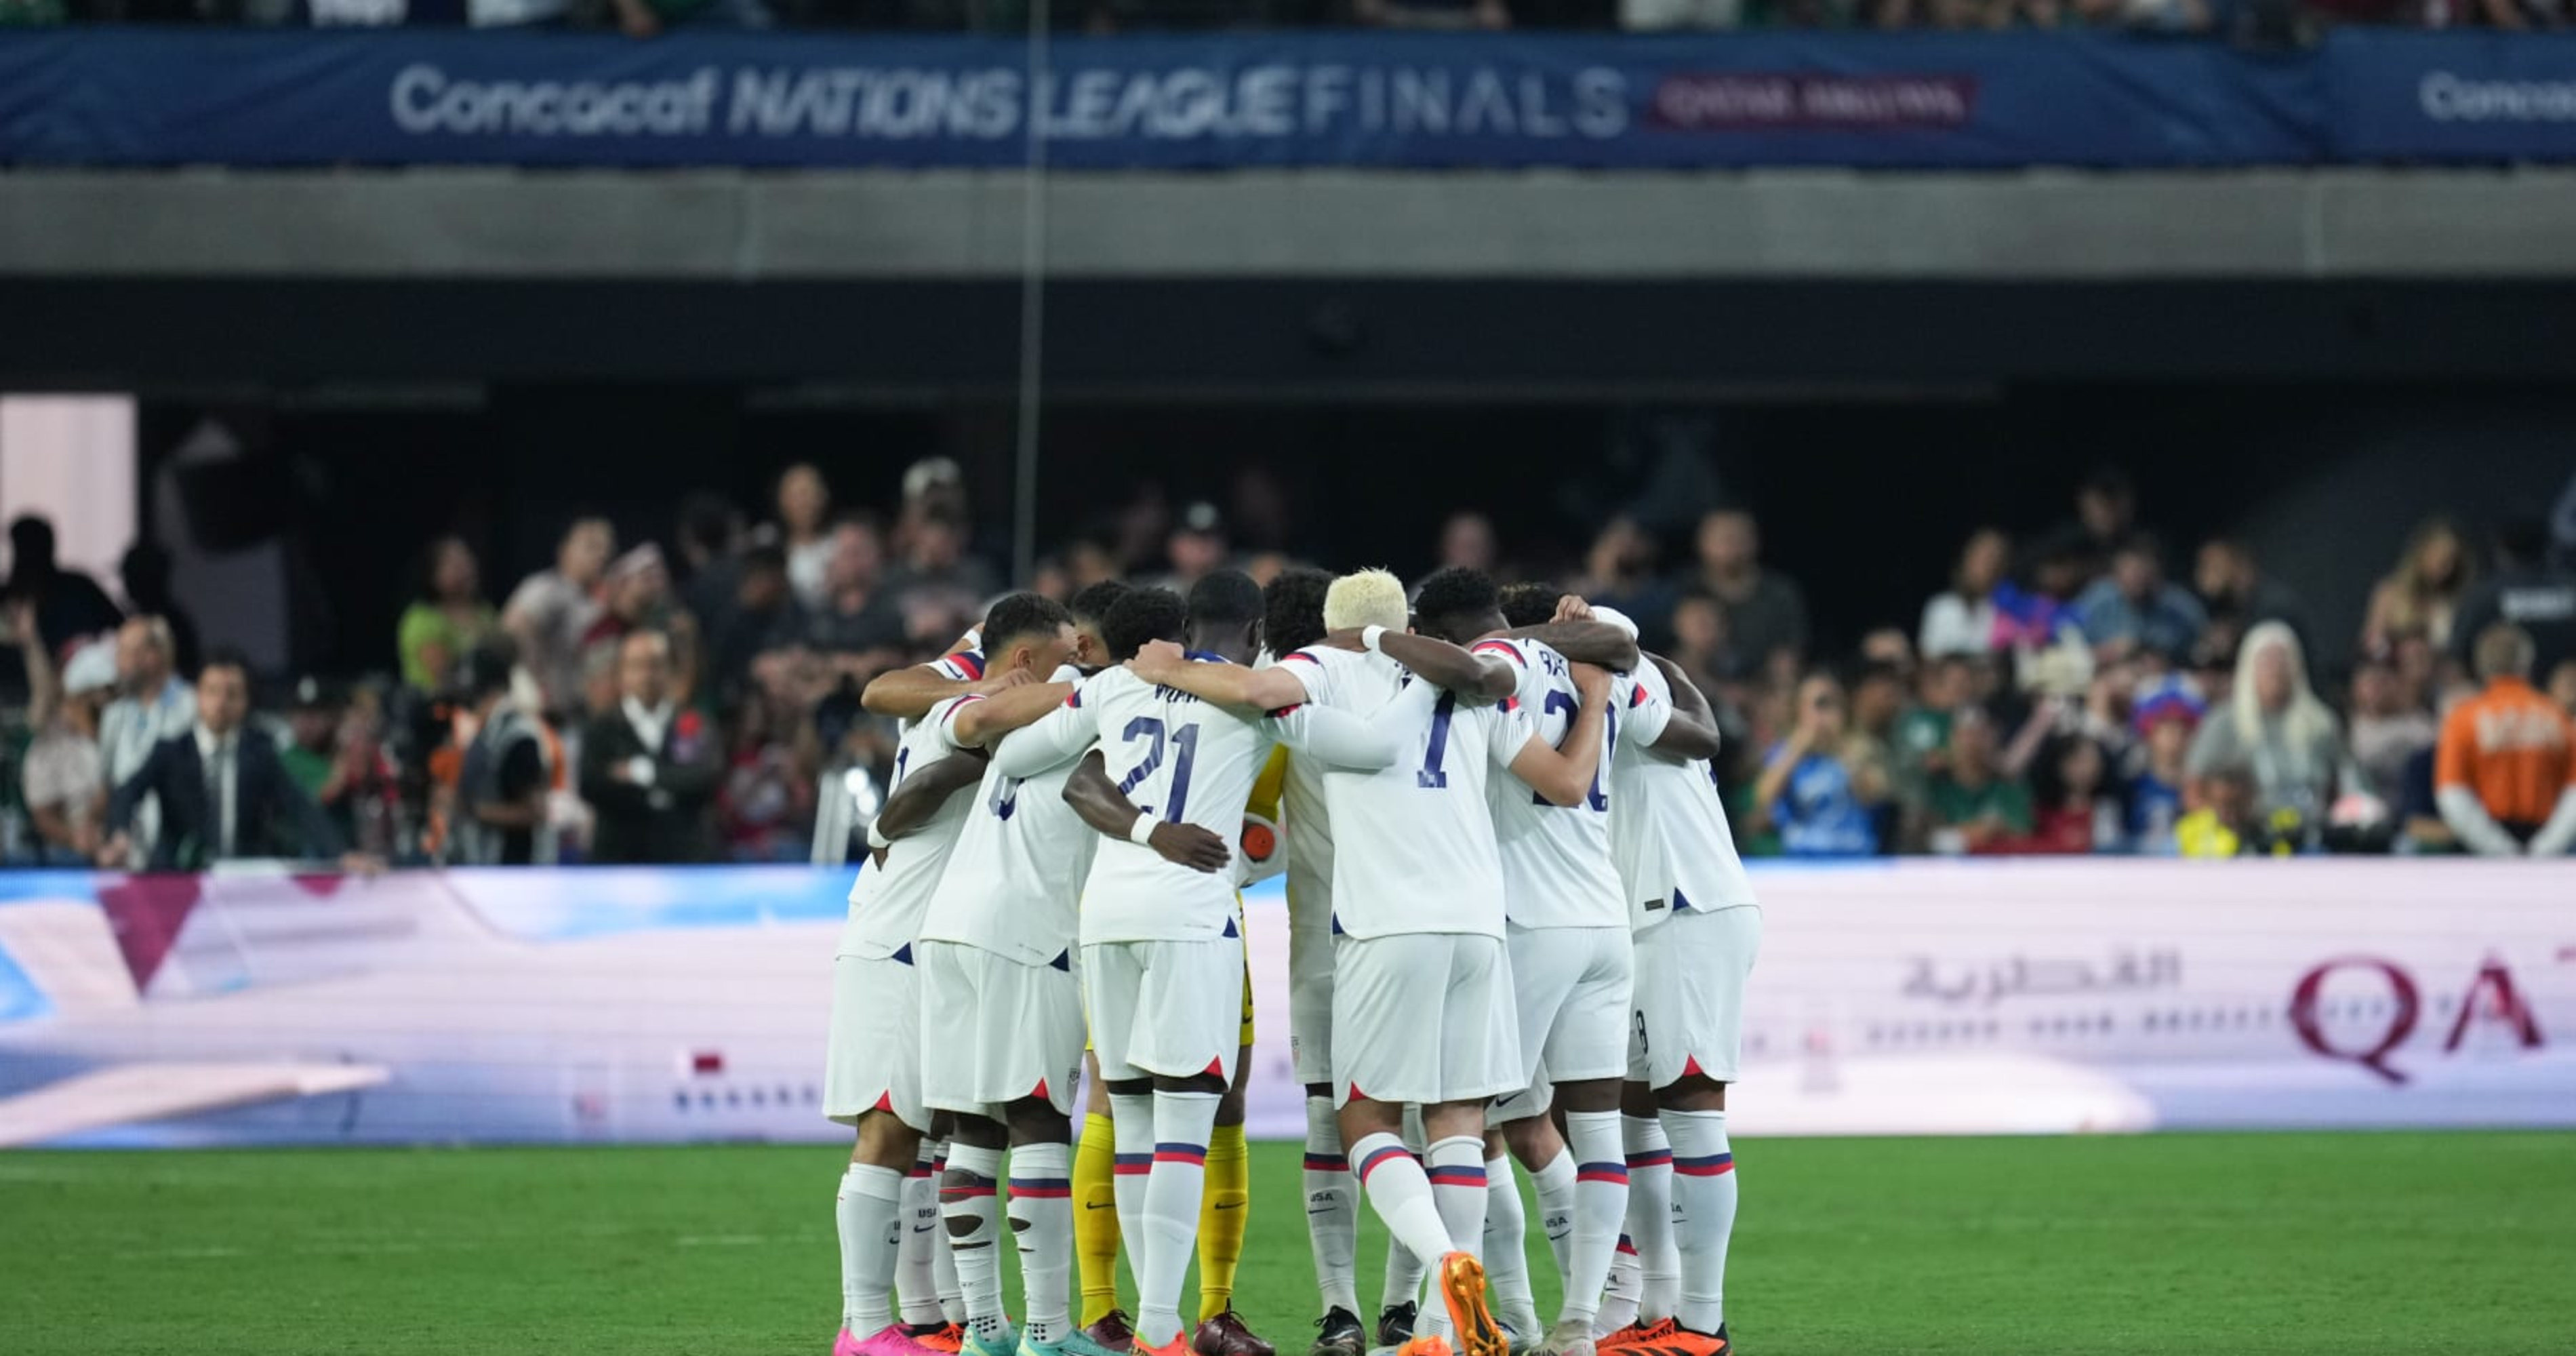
[1,859,2569,1147]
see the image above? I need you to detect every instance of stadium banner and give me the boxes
[2327,31,2576,161]
[1,860,2571,1148]
[0,29,2337,170]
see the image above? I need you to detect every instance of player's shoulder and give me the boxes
[1469,634,1539,669]
[930,650,988,683]
[1628,660,1672,705]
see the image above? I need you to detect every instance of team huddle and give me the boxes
[823,565,1763,1356]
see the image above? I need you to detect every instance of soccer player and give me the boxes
[1131,567,1609,1356]
[827,594,1083,1356]
[995,576,1405,1356]
[1592,612,1762,1356]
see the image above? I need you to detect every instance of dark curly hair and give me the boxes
[1263,567,1333,658]
[1103,587,1189,663]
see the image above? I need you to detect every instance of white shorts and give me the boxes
[1331,931,1522,1110]
[1083,936,1245,1083]
[917,940,1086,1119]
[1288,912,1336,1087]
[1488,1064,1555,1129]
[1629,906,1762,1090]
[1510,922,1632,1087]
[825,951,925,1132]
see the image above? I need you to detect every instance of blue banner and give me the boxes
[1,29,2574,170]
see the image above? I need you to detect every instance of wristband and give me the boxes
[1127,816,1159,846]
[865,820,892,852]
[1361,625,1388,654]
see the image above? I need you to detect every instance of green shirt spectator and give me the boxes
[399,536,500,694]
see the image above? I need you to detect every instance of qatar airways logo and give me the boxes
[2289,953,2566,1085]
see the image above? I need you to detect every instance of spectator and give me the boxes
[504,515,614,718]
[805,519,906,662]
[278,677,397,854]
[2055,465,2140,584]
[14,613,115,864]
[2126,684,2202,854]
[1918,527,2009,659]
[2434,624,2576,857]
[887,509,999,645]
[2030,734,2125,854]
[2193,536,2310,658]
[2075,534,2209,662]
[2,515,122,658]
[2188,620,2354,829]
[1847,659,1914,845]
[710,544,805,701]
[1576,517,1679,653]
[2449,518,2576,679]
[1065,538,1122,592]
[776,464,839,614]
[2175,763,2260,859]
[397,535,500,696]
[1438,511,1499,576]
[1752,671,1884,856]
[2347,658,2437,805]
[118,542,200,680]
[98,616,194,863]
[1666,590,1733,698]
[2550,658,2576,719]
[578,630,719,864]
[1690,508,1809,681]
[717,683,814,863]
[449,642,555,866]
[1156,502,1232,595]
[100,650,351,871]
[1923,706,2035,854]
[1895,652,1973,786]
[2364,515,2475,654]
[675,492,744,645]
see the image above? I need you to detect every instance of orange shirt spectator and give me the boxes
[2436,624,2576,857]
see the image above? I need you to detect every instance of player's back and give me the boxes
[920,671,1102,969]
[1079,658,1274,944]
[1324,674,1520,941]
[842,693,984,959]
[1609,663,1758,932]
[1472,635,1626,930]
[1274,646,1407,925]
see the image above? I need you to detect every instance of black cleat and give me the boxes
[1310,1307,1367,1356]
[1375,1302,1418,1349]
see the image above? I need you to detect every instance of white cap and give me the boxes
[62,639,118,697]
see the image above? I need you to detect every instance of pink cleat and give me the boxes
[842,1325,948,1356]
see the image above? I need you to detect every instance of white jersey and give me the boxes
[1472,636,1627,930]
[1072,658,1285,944]
[1610,663,1760,932]
[894,650,986,734]
[918,666,1100,970]
[1274,646,1407,946]
[841,693,986,959]
[1319,673,1531,941]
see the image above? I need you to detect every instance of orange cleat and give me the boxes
[1136,1338,1194,1356]
[1396,1337,1455,1356]
[909,1325,968,1354]
[1435,1252,1507,1356]
[1599,1321,1727,1356]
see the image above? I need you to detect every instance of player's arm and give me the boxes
[860,659,1028,721]
[1264,700,1400,771]
[1060,751,1232,873]
[989,694,1102,779]
[874,749,990,842]
[1506,597,1643,671]
[1127,641,1313,714]
[950,681,1075,747]
[1507,664,1611,807]
[1315,627,1514,702]
[1636,652,1725,761]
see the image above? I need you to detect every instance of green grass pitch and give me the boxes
[7,1132,2573,1355]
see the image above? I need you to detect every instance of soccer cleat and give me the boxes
[1435,1253,1506,1356]
[1024,1330,1134,1356]
[1194,1306,1276,1356]
[1590,1320,1676,1353]
[960,1323,1022,1356]
[1501,1322,1537,1356]
[1394,1337,1455,1356]
[1375,1302,1418,1349]
[910,1325,969,1355]
[848,1326,951,1356]
[1310,1307,1367,1356]
[1605,1323,1725,1356]
[1531,1319,1595,1356]
[1135,1338,1195,1356]
[1083,1311,1139,1354]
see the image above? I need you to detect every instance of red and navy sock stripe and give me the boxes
[1008,1176,1072,1200]
[1154,1142,1208,1167]
[1113,1153,1152,1178]
[1425,1163,1487,1188]
[1356,1143,1411,1186]
[1674,1153,1735,1178]
[1577,1160,1631,1185]
[1304,1152,1350,1172]
[1626,1147,1674,1170]
[940,1171,998,1200]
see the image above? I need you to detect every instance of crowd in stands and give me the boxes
[0,0,2529,37]
[3,459,2574,870]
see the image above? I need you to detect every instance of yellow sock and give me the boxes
[1196,1121,1251,1321]
[1075,1111,1123,1326]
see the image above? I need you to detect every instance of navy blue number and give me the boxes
[892,748,910,786]
[1165,725,1201,822]
[1418,693,1457,789]
[1116,715,1168,816]
[989,776,1023,821]
[1530,688,1609,810]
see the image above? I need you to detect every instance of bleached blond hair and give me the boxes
[1325,568,1409,633]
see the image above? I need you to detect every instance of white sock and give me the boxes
[1528,1146,1577,1285]
[1009,1142,1074,1344]
[899,1142,947,1327]
[1561,1111,1629,1328]
[1137,1091,1220,1347]
[1109,1092,1155,1288]
[1662,1109,1737,1336]
[1483,1153,1541,1338]
[1305,1094,1361,1317]
[1596,1235,1641,1336]
[1381,1123,1429,1318]
[1355,1130,1455,1273]
[1622,1114,1678,1324]
[840,1163,904,1336]
[941,1142,1009,1339]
